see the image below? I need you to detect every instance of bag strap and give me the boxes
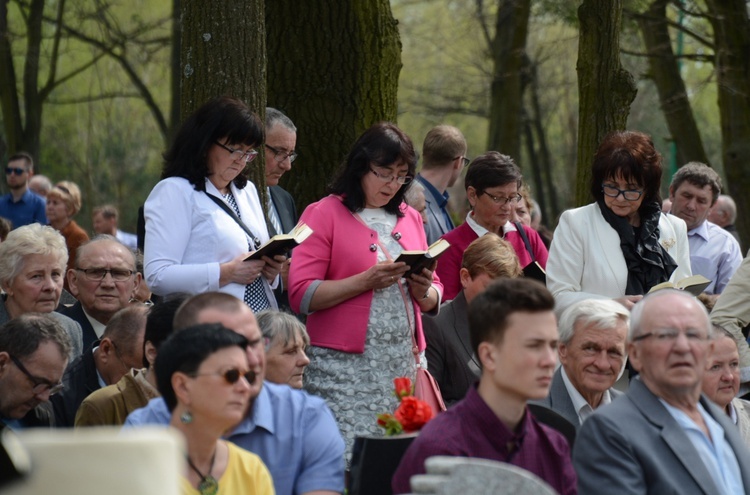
[205,192,260,248]
[513,221,535,263]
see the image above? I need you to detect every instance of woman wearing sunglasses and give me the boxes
[144,97,284,313]
[546,130,691,317]
[288,122,442,460]
[156,323,273,495]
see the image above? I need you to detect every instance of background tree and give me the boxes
[575,0,637,205]
[266,0,403,210]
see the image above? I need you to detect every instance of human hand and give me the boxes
[222,253,265,286]
[363,260,409,291]
[261,254,286,281]
[407,262,436,300]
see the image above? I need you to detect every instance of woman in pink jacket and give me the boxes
[289,122,442,459]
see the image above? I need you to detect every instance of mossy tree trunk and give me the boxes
[265,1,402,210]
[637,0,708,168]
[179,0,267,191]
[575,0,637,206]
[486,0,531,161]
[704,0,750,248]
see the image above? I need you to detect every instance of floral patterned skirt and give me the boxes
[303,283,417,462]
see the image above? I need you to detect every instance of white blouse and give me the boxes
[144,176,278,305]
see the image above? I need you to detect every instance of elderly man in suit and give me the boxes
[534,298,627,429]
[574,290,750,494]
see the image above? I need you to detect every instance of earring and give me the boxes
[180,410,193,424]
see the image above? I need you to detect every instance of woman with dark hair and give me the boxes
[144,97,284,312]
[546,130,691,317]
[435,151,548,301]
[288,122,442,458]
[156,324,273,494]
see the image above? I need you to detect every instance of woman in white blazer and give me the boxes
[546,131,691,317]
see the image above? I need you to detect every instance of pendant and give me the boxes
[198,476,219,495]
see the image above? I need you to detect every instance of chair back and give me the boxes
[348,433,418,495]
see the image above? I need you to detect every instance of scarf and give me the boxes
[597,199,677,295]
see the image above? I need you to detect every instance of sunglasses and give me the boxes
[5,167,27,175]
[191,368,256,385]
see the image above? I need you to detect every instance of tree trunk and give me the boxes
[487,0,531,160]
[637,0,708,167]
[180,0,266,195]
[168,0,181,141]
[265,1,402,210]
[704,0,750,248]
[575,0,637,205]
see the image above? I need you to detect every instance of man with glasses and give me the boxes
[50,304,148,427]
[57,236,142,350]
[0,151,47,229]
[574,290,750,494]
[0,313,71,430]
[264,108,299,310]
[417,125,468,244]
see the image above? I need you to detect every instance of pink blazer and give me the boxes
[289,195,442,354]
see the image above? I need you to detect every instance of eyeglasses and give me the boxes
[191,368,256,385]
[5,167,27,175]
[9,354,64,396]
[214,141,259,163]
[632,329,708,344]
[480,191,522,205]
[76,267,135,282]
[369,168,413,185]
[456,156,470,167]
[602,184,644,201]
[265,144,298,164]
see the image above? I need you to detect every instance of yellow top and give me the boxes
[181,442,275,495]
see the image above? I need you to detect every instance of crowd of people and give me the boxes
[2,96,750,495]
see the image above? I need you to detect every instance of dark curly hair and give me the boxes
[161,96,264,192]
[329,122,418,217]
[590,131,663,207]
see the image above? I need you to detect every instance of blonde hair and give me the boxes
[0,224,68,288]
[461,233,522,280]
[47,180,83,216]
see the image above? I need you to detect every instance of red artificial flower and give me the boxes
[393,377,413,400]
[394,396,434,432]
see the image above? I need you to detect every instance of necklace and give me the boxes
[186,449,219,495]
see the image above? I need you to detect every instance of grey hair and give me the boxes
[0,224,68,289]
[265,107,297,133]
[710,323,737,346]
[75,234,136,269]
[558,298,630,345]
[716,195,737,224]
[629,289,710,342]
[404,179,425,206]
[256,310,309,348]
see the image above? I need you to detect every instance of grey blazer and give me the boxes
[574,377,750,494]
[532,367,623,430]
[418,175,453,245]
[268,185,298,236]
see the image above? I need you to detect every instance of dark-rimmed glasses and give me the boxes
[5,167,27,176]
[215,141,259,163]
[191,368,255,385]
[456,156,470,167]
[602,184,644,201]
[369,168,413,185]
[265,144,298,164]
[9,354,64,396]
[631,329,707,344]
[76,267,134,282]
[480,191,521,205]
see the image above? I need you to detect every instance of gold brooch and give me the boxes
[661,238,675,249]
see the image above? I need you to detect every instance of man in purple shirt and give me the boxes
[392,278,577,494]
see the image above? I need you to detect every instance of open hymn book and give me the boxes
[394,239,450,277]
[244,223,313,261]
[647,274,711,296]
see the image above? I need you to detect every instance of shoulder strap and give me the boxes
[204,192,259,245]
[514,221,535,262]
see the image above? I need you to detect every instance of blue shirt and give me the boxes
[687,220,742,294]
[0,189,47,228]
[660,399,744,495]
[124,381,345,495]
[417,174,454,245]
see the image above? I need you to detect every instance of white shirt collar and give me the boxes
[465,212,514,237]
[560,366,612,423]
